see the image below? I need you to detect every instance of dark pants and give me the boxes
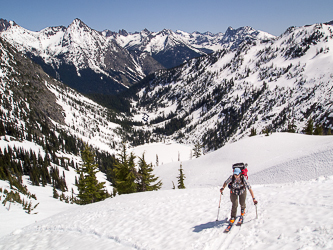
[230,190,247,218]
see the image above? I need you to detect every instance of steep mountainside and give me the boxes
[0,18,164,95]
[0,36,126,152]
[0,37,64,130]
[0,36,131,207]
[129,22,333,151]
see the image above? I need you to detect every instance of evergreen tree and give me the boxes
[53,186,59,199]
[287,121,297,133]
[137,153,162,192]
[250,127,257,137]
[113,145,137,195]
[262,126,270,136]
[314,123,323,135]
[156,154,159,167]
[304,117,314,135]
[177,163,186,189]
[76,144,107,204]
[193,142,202,158]
[0,121,5,136]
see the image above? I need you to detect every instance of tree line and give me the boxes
[74,143,163,205]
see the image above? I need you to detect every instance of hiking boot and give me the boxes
[241,209,245,216]
[229,217,235,223]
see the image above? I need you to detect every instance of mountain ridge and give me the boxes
[0,18,275,94]
[108,25,275,68]
[0,18,163,95]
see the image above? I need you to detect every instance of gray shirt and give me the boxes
[223,175,251,195]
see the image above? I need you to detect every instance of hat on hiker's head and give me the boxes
[233,168,241,175]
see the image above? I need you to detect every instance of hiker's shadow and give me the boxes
[193,218,228,233]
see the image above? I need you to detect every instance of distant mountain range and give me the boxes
[0,18,274,95]
[105,25,274,68]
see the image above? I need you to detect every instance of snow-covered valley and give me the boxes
[1,133,333,249]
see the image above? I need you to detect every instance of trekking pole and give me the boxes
[255,204,258,219]
[216,193,222,221]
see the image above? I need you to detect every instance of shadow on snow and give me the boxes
[193,218,228,233]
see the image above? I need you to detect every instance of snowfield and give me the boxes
[1,133,333,249]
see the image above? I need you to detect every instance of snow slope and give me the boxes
[1,133,333,249]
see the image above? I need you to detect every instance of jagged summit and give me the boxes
[69,18,89,29]
[141,28,151,34]
[118,29,128,36]
[325,20,333,25]
[225,25,252,35]
[0,18,16,32]
[225,26,234,33]
[159,28,173,35]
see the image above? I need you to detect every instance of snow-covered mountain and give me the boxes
[106,26,275,68]
[129,22,333,151]
[0,18,274,94]
[0,18,164,94]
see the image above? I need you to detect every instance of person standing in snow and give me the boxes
[220,167,258,223]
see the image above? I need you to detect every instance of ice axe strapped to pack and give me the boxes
[232,162,248,179]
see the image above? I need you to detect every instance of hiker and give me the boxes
[220,167,258,223]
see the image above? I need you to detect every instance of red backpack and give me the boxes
[232,163,248,179]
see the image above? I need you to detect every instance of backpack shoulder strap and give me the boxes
[241,174,245,182]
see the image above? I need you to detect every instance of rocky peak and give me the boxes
[159,29,173,36]
[68,18,89,30]
[141,28,151,36]
[101,29,116,37]
[224,26,255,37]
[118,29,128,36]
[325,20,333,26]
[0,18,16,32]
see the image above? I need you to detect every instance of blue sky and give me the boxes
[1,0,333,36]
